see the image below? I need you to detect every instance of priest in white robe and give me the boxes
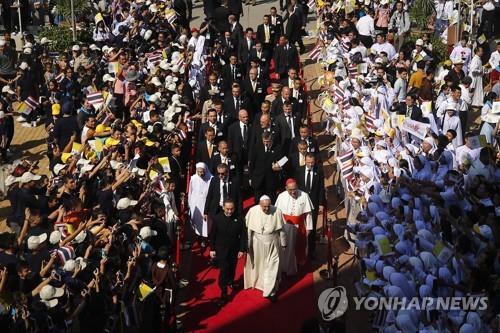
[442,102,463,148]
[275,178,314,276]
[469,48,484,108]
[188,163,213,239]
[244,195,286,301]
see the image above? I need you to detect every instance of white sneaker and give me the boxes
[16,116,26,122]
[21,122,31,127]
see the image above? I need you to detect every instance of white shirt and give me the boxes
[489,50,500,69]
[239,121,247,139]
[371,42,396,60]
[356,15,375,36]
[219,178,229,206]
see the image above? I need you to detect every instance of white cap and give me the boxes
[415,39,424,46]
[117,197,138,210]
[2,85,15,94]
[72,230,87,244]
[72,44,80,51]
[53,163,67,176]
[75,257,87,270]
[27,233,47,250]
[23,48,32,55]
[19,62,29,70]
[63,259,77,272]
[139,226,158,239]
[23,42,33,49]
[445,102,457,111]
[40,37,51,45]
[89,44,100,51]
[102,73,115,82]
[144,30,153,41]
[49,230,62,244]
[39,285,64,308]
[150,76,162,87]
[19,172,41,184]
[259,195,271,201]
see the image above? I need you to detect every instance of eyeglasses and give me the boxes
[217,172,227,175]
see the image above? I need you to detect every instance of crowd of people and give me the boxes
[0,0,327,331]
[311,0,500,332]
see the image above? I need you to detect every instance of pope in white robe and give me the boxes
[275,179,314,276]
[188,163,213,237]
[244,196,287,299]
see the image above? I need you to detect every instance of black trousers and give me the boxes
[307,209,318,257]
[217,252,238,296]
[459,111,467,138]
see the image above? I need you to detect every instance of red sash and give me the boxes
[283,213,307,266]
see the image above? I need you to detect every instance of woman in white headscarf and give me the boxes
[188,162,213,246]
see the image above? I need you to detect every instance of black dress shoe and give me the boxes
[266,294,278,303]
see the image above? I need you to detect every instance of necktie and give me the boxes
[265,145,268,153]
[248,39,251,50]
[252,80,256,92]
[287,115,294,138]
[300,154,305,166]
[406,107,411,117]
[218,114,222,124]
[235,98,240,111]
[257,51,261,59]
[243,124,248,145]
[223,181,228,200]
[208,142,213,158]
[232,66,236,80]
[306,169,312,192]
[265,26,270,43]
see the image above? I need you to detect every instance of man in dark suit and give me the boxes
[291,77,308,121]
[280,67,299,90]
[241,67,266,116]
[173,0,193,28]
[169,144,186,201]
[214,101,234,138]
[273,36,299,79]
[223,83,248,119]
[269,7,284,36]
[248,131,284,203]
[286,139,308,178]
[196,127,217,166]
[271,86,297,117]
[397,94,423,121]
[209,141,239,178]
[290,124,320,157]
[213,1,231,33]
[209,199,246,305]
[227,109,252,175]
[199,109,226,143]
[250,113,281,152]
[220,32,237,62]
[228,14,244,46]
[199,72,225,103]
[205,163,242,218]
[249,42,271,76]
[222,55,244,91]
[295,153,325,259]
[238,28,255,71]
[274,101,300,155]
[285,5,305,53]
[256,15,276,55]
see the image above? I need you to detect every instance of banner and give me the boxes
[400,118,430,140]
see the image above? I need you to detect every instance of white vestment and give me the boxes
[244,205,286,297]
[188,173,213,237]
[275,190,314,275]
[442,114,463,148]
[469,55,484,107]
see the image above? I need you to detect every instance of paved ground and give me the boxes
[0,2,371,331]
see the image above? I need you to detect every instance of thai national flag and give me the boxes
[308,43,322,61]
[53,246,75,264]
[307,0,316,9]
[333,83,344,102]
[146,50,163,66]
[338,150,354,180]
[348,63,358,79]
[25,96,40,110]
[365,113,376,130]
[87,92,104,107]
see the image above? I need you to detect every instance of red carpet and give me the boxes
[182,244,317,332]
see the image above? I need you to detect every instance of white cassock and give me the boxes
[469,55,484,107]
[442,113,463,148]
[275,190,314,276]
[188,173,213,237]
[244,205,286,297]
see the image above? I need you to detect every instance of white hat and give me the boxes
[139,226,158,239]
[39,285,64,308]
[445,101,457,111]
[259,195,271,201]
[63,259,77,272]
[80,164,94,174]
[72,44,80,52]
[49,230,62,244]
[23,47,32,55]
[149,3,158,12]
[144,30,153,41]
[117,197,138,210]
[2,85,15,94]
[165,122,176,132]
[72,230,87,244]
[19,62,29,70]
[101,45,110,54]
[415,39,424,46]
[89,44,100,51]
[23,42,33,49]
[75,257,87,270]
[166,83,177,92]
[27,233,48,250]
[452,57,464,65]
[19,172,41,184]
[40,37,51,45]
[53,163,67,176]
[150,76,162,87]
[102,73,115,83]
[159,59,171,70]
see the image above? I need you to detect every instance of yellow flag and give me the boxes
[149,170,159,180]
[94,139,104,153]
[138,282,154,301]
[158,157,171,173]
[94,13,104,24]
[72,142,82,154]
